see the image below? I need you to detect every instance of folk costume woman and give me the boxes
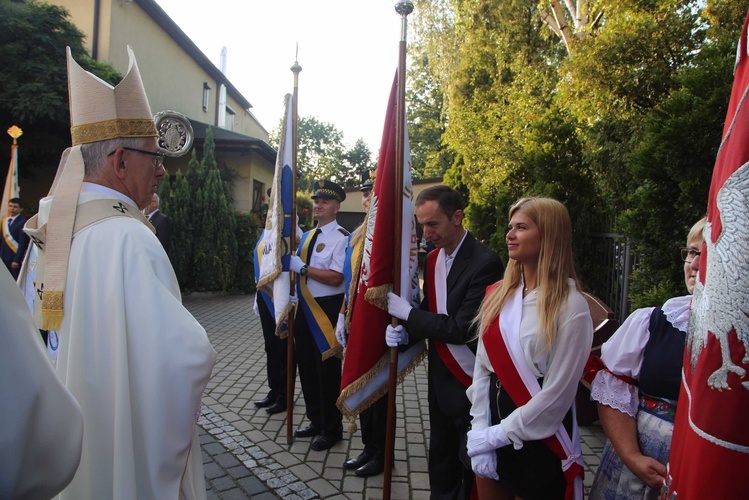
[467,197,593,500]
[588,217,706,500]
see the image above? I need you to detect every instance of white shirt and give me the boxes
[468,282,593,448]
[590,295,691,417]
[306,220,348,297]
[445,229,468,275]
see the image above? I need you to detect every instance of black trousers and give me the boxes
[257,294,293,403]
[294,294,344,437]
[428,394,474,500]
[359,394,388,460]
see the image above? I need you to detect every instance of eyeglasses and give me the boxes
[108,147,164,168]
[680,247,701,263]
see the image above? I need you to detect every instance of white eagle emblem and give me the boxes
[688,161,749,390]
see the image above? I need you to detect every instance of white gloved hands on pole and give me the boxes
[289,255,305,274]
[335,313,347,347]
[385,324,409,347]
[253,294,260,316]
[471,451,499,480]
[386,292,413,321]
[289,295,299,308]
[467,424,510,458]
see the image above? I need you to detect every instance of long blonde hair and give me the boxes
[476,197,580,350]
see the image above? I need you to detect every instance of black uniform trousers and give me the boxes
[257,294,293,404]
[359,394,388,460]
[294,293,344,437]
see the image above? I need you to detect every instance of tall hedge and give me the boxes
[162,126,261,292]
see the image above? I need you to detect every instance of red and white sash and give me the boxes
[426,248,475,388]
[482,286,583,500]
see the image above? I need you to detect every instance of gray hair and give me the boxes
[81,137,150,178]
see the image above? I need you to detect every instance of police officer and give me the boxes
[289,180,349,451]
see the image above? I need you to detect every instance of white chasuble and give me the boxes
[42,191,217,500]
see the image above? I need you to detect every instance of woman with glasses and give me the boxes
[589,217,706,500]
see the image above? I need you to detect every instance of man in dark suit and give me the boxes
[386,185,503,499]
[1,198,30,280]
[147,194,172,252]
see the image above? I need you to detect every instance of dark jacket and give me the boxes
[407,231,503,417]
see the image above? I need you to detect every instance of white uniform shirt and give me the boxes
[306,220,348,297]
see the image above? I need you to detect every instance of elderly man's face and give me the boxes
[313,197,340,226]
[121,138,166,209]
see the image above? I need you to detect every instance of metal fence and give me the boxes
[589,231,636,322]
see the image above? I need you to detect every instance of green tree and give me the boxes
[161,168,193,288]
[618,1,739,308]
[0,0,121,192]
[342,138,374,186]
[270,115,358,190]
[189,127,238,291]
[407,47,454,179]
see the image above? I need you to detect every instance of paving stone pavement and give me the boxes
[186,294,608,499]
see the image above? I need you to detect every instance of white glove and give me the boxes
[386,292,413,321]
[385,324,409,347]
[253,294,260,316]
[335,313,347,347]
[471,451,499,480]
[289,255,305,274]
[467,424,510,458]
[289,295,299,308]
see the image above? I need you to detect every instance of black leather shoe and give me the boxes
[355,457,385,477]
[310,433,342,451]
[294,423,321,438]
[265,401,287,415]
[253,395,274,408]
[343,451,374,470]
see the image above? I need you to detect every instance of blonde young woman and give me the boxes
[589,217,706,499]
[466,197,593,500]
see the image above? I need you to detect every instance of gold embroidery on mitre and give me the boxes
[71,119,157,146]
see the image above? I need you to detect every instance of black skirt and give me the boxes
[489,372,572,500]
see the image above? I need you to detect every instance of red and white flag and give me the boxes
[337,73,424,418]
[665,11,749,499]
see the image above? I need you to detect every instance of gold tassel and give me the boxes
[41,291,65,330]
[347,417,358,434]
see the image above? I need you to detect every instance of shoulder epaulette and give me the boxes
[338,227,350,236]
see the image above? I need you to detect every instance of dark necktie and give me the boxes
[306,228,322,265]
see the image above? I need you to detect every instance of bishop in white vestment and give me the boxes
[18,47,216,499]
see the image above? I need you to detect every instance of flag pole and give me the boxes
[286,50,302,445]
[3,126,23,216]
[384,2,413,499]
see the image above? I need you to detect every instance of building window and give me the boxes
[202,82,211,112]
[225,106,236,131]
[253,180,265,212]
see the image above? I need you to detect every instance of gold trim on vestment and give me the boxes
[71,119,157,146]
